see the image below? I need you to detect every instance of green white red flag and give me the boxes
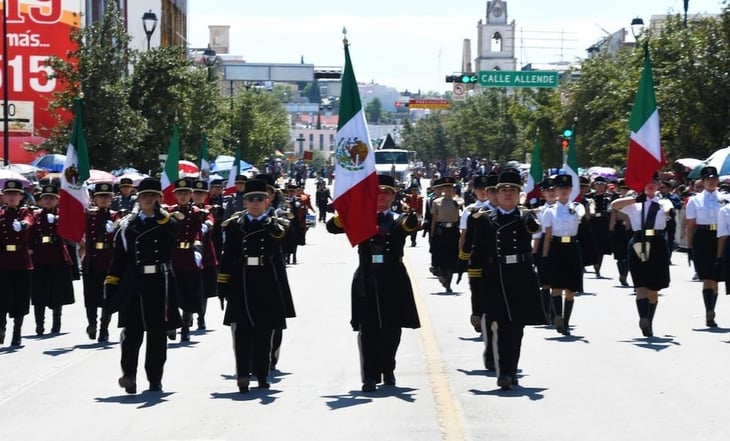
[333,37,378,246]
[563,129,580,202]
[524,136,542,205]
[224,145,242,196]
[198,134,211,180]
[57,98,90,243]
[625,46,665,191]
[160,124,181,205]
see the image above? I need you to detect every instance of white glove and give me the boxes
[105,220,115,234]
[194,251,203,267]
[46,213,56,223]
[201,223,209,235]
[12,219,22,232]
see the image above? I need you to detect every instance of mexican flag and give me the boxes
[57,98,90,243]
[161,124,181,205]
[199,134,211,180]
[563,129,580,202]
[333,38,378,246]
[224,145,242,196]
[524,136,542,205]
[625,46,665,192]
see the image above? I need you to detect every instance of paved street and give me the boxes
[2,181,730,440]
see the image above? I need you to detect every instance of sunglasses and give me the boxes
[245,195,265,203]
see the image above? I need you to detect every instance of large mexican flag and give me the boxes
[57,98,90,243]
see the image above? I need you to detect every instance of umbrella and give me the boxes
[211,155,253,172]
[2,163,41,178]
[87,169,117,184]
[32,153,66,172]
[586,166,617,180]
[0,169,32,189]
[705,146,730,176]
[674,158,703,170]
[116,172,149,186]
[179,160,199,176]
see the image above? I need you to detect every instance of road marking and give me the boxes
[405,255,466,441]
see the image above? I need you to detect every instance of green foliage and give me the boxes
[365,98,383,123]
[230,88,291,166]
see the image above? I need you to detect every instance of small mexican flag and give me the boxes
[57,98,90,243]
[563,128,580,202]
[160,124,181,205]
[625,46,665,192]
[224,145,242,196]
[524,136,542,205]
[198,134,211,180]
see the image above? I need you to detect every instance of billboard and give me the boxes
[1,0,80,136]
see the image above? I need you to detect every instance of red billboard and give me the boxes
[1,0,79,138]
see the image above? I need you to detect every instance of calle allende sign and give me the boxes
[478,70,559,88]
[1,0,80,136]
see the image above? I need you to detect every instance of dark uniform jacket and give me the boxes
[29,208,74,306]
[219,213,295,329]
[327,211,421,330]
[83,207,119,273]
[107,212,182,331]
[469,208,544,325]
[586,192,615,255]
[169,204,205,272]
[0,206,34,271]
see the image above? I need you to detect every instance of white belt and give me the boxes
[593,213,602,217]
[439,222,455,228]
[246,257,264,266]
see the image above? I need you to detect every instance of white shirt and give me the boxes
[717,204,730,238]
[686,190,722,225]
[542,201,585,236]
[533,202,556,239]
[619,198,673,230]
[459,199,490,230]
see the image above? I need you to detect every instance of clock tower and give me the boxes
[475,0,517,71]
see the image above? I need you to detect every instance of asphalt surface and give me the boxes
[2,179,729,441]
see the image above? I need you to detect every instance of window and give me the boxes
[492,32,502,52]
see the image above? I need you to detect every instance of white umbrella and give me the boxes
[0,169,32,189]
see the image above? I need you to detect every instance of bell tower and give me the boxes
[475,0,517,71]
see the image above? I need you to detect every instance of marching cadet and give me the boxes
[217,179,296,393]
[577,176,599,276]
[686,166,724,327]
[429,176,463,293]
[0,180,34,346]
[191,179,217,330]
[104,178,182,394]
[284,184,305,264]
[610,173,673,337]
[29,184,75,336]
[110,178,137,215]
[327,174,420,392]
[82,182,119,342]
[168,178,205,342]
[222,174,247,220]
[532,177,557,325]
[466,168,543,390]
[541,174,585,336]
[403,183,424,247]
[609,179,633,287]
[587,176,615,278]
[457,173,497,370]
[208,179,226,261]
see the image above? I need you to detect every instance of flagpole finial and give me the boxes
[342,27,348,46]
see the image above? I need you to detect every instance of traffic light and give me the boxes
[445,73,478,83]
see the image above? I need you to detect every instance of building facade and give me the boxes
[475,0,517,71]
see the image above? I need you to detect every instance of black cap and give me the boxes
[472,175,490,189]
[244,179,268,196]
[93,182,114,196]
[210,179,224,187]
[136,178,162,195]
[593,176,607,184]
[554,174,573,188]
[2,179,25,193]
[486,173,499,189]
[255,174,276,192]
[378,174,397,192]
[701,166,718,179]
[118,177,134,188]
[234,174,248,184]
[540,177,555,190]
[579,176,590,186]
[173,178,193,192]
[192,180,209,192]
[496,168,522,190]
[40,184,59,198]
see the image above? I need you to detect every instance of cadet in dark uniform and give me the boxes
[217,179,296,393]
[586,176,614,278]
[208,179,226,261]
[0,180,34,346]
[222,174,247,220]
[576,176,598,274]
[430,176,463,293]
[541,174,585,336]
[191,179,217,330]
[104,178,182,394]
[168,178,205,342]
[467,169,543,389]
[686,166,724,327]
[609,179,633,287]
[29,184,75,336]
[82,182,119,341]
[611,173,673,336]
[110,178,137,215]
[327,174,420,392]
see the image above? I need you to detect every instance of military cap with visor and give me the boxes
[136,178,163,195]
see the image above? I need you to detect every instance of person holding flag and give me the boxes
[160,125,181,206]
[326,33,420,393]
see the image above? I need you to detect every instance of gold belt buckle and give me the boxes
[6,244,17,252]
[561,236,571,243]
[178,241,191,249]
[41,236,52,244]
[644,229,656,237]
[95,242,105,250]
[710,224,717,231]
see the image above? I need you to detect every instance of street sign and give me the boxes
[478,70,559,88]
[0,101,34,134]
[408,99,451,110]
[452,84,466,101]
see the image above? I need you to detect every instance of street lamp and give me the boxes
[683,0,689,27]
[630,17,645,41]
[142,10,158,50]
[203,46,217,81]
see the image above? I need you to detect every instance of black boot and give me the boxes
[98,312,111,342]
[443,270,453,293]
[552,296,564,334]
[540,288,553,325]
[703,289,718,327]
[86,307,97,340]
[11,316,23,346]
[617,260,629,286]
[563,299,574,336]
[647,301,658,337]
[181,313,192,342]
[0,315,6,345]
[34,305,45,336]
[636,298,651,336]
[51,307,62,334]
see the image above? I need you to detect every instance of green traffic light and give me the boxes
[563,129,573,137]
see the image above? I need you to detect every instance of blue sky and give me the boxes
[187,0,725,93]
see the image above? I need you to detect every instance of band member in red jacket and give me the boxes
[191,179,217,330]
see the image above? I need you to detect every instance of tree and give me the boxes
[230,88,291,165]
[365,98,383,123]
